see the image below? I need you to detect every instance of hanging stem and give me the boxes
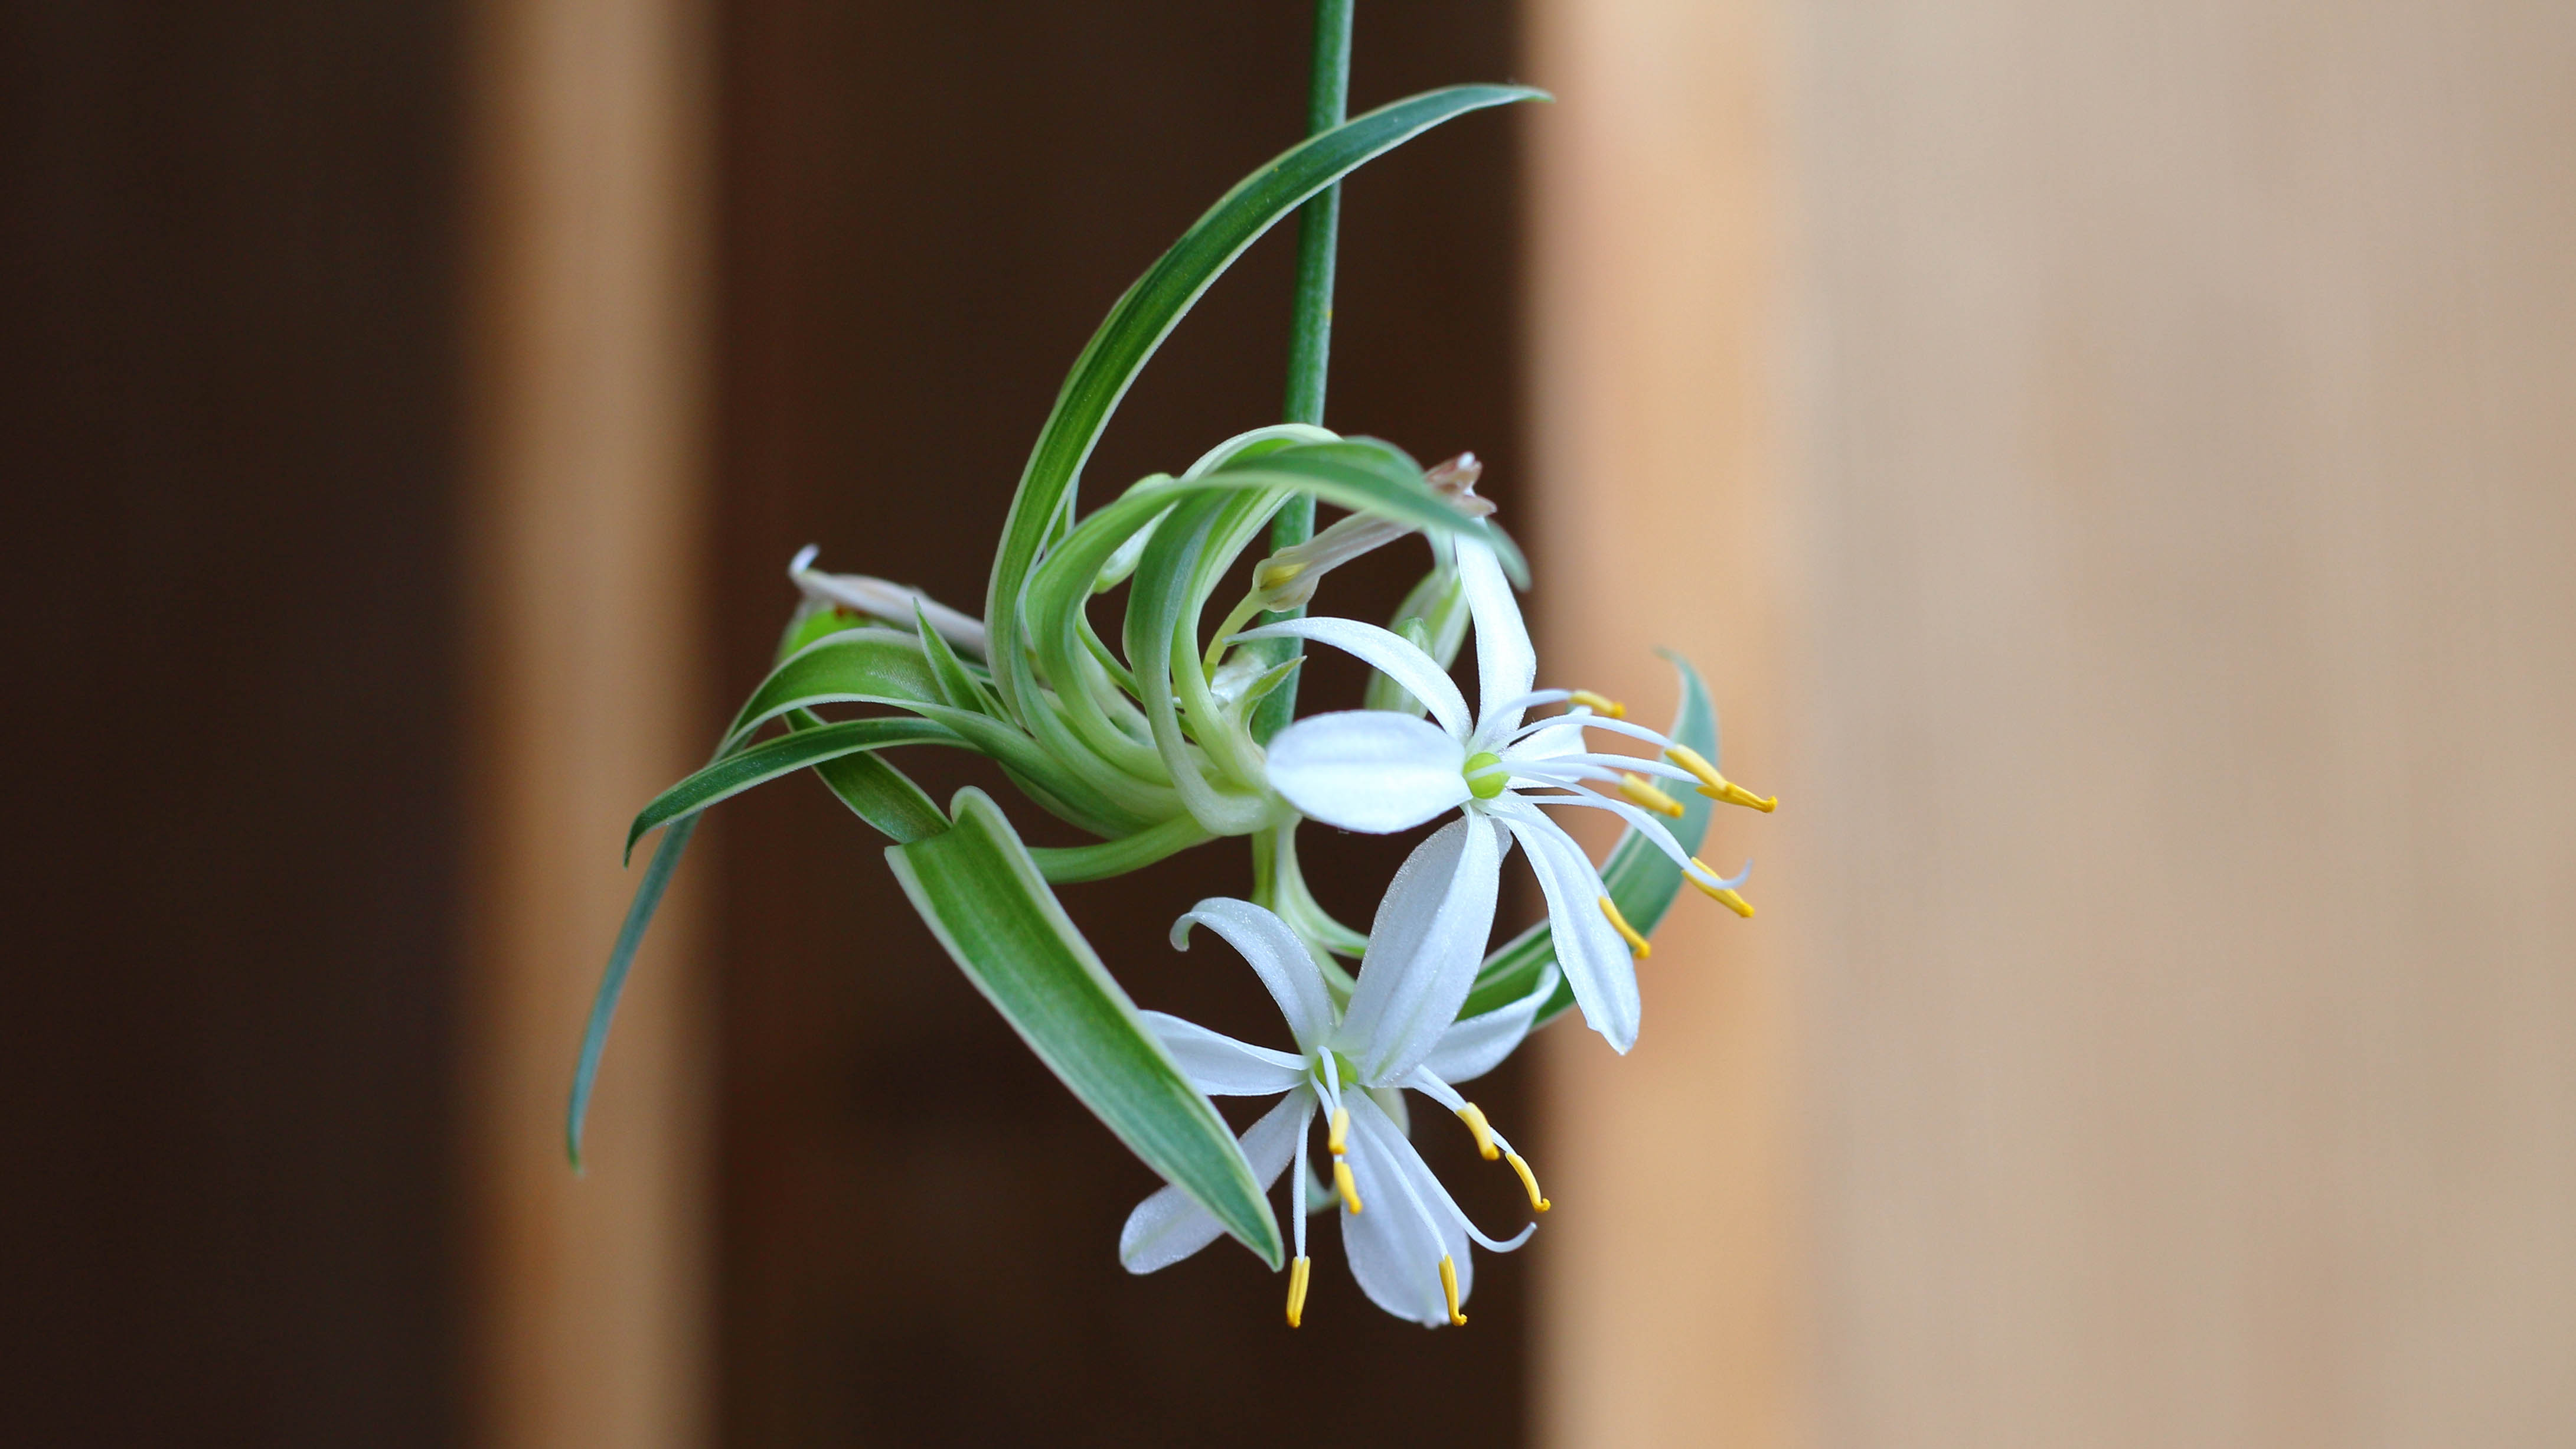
[1280,0,1353,432]
[1249,0,1354,748]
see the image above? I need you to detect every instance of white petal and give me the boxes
[1141,1011,1308,1095]
[1265,710,1471,834]
[1339,817,1501,1084]
[1509,716,1589,762]
[1337,1091,1467,1326]
[1418,964,1562,1085]
[1119,1089,1310,1274]
[1493,799,1641,1054]
[1457,539,1535,739]
[1238,618,1471,739]
[1170,898,1335,1053]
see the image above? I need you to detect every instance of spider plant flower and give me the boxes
[1243,452,1492,613]
[788,544,990,656]
[1242,538,1773,1053]
[1118,864,1558,1329]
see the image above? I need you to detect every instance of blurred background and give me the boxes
[9,0,2571,1444]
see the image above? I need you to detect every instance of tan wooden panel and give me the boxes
[1535,0,2576,1443]
[1789,1,2576,1443]
[1525,0,1808,1444]
[460,0,713,1441]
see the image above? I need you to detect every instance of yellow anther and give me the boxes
[1455,1102,1500,1160]
[1333,1159,1364,1215]
[1439,1255,1468,1326]
[1598,896,1651,960]
[1664,745,1777,812]
[1285,1256,1313,1329]
[1686,863,1757,918]
[1569,689,1627,720]
[1255,559,1306,593]
[1706,778,1778,812]
[1618,772,1686,818]
[1327,1106,1350,1157]
[1504,1151,1552,1212]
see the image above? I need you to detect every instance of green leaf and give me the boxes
[1461,648,1720,1022]
[799,709,949,844]
[1027,812,1215,883]
[568,814,696,1171]
[1124,490,1272,833]
[889,789,1283,1265]
[984,84,1547,717]
[724,624,1159,837]
[915,603,999,714]
[721,626,946,748]
[1214,439,1527,585]
[625,716,964,863]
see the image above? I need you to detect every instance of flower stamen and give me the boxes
[1439,1255,1468,1326]
[1333,1159,1364,1215]
[1598,896,1652,959]
[1568,689,1625,719]
[1286,1256,1313,1329]
[1618,772,1686,818]
[1327,1105,1350,1157]
[1455,1102,1500,1160]
[1504,1151,1552,1213]
[1687,862,1757,918]
[1664,745,1777,812]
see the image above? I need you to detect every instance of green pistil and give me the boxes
[1463,751,1509,800]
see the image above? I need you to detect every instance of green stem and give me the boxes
[1249,0,1354,749]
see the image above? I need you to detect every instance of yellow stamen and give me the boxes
[1327,1106,1349,1157]
[1455,1102,1500,1160]
[1598,896,1651,959]
[1333,1159,1363,1215]
[1618,772,1686,818]
[1439,1254,1468,1326]
[1686,862,1757,917]
[1504,1151,1552,1212]
[1569,689,1626,720]
[1255,559,1305,594]
[1664,745,1777,812]
[1285,1256,1312,1329]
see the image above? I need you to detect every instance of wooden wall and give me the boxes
[1528,0,2576,1443]
[460,0,714,1441]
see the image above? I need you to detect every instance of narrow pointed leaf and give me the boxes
[802,711,949,844]
[568,815,696,1170]
[626,716,964,861]
[1216,442,1526,585]
[916,603,998,714]
[889,789,1283,1265]
[985,84,1547,715]
[1027,812,1215,883]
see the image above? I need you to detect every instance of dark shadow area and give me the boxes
[2,0,464,1442]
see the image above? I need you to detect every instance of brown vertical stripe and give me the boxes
[1525,0,1807,1444]
[461,0,713,1441]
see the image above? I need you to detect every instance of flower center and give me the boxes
[1461,750,1510,799]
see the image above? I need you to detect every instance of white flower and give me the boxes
[788,543,989,655]
[1119,873,1559,1329]
[1241,537,1772,1054]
